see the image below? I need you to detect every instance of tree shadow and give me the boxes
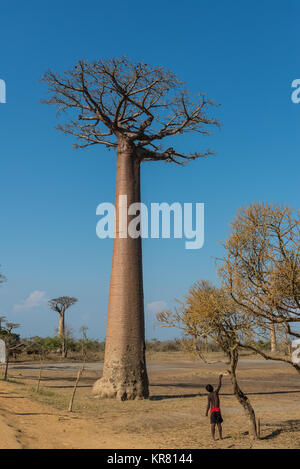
[151,382,201,389]
[150,393,202,401]
[13,412,54,416]
[11,365,83,371]
[261,420,300,440]
[10,374,93,383]
[0,395,25,399]
[44,384,92,389]
[150,383,300,400]
[247,390,300,396]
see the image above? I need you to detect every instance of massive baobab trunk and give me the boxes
[93,138,149,400]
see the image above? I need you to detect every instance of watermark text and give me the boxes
[0,79,6,103]
[291,79,300,103]
[96,197,205,250]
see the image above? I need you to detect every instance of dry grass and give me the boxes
[1,353,300,449]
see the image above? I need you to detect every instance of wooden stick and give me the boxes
[68,364,85,412]
[36,356,43,392]
[257,418,261,439]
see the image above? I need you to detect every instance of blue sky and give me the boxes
[0,0,299,340]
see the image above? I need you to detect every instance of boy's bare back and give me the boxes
[208,390,220,409]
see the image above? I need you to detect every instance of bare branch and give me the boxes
[42,57,219,164]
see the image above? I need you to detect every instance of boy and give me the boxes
[205,374,223,441]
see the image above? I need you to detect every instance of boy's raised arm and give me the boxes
[216,374,223,393]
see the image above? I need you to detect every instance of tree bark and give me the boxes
[58,313,66,358]
[228,349,259,440]
[93,138,149,400]
[270,319,277,353]
[58,313,65,338]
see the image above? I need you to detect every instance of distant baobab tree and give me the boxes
[4,322,20,334]
[42,57,219,400]
[49,296,78,357]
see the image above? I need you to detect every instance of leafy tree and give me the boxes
[33,336,62,352]
[220,202,300,373]
[157,281,260,440]
[0,323,22,381]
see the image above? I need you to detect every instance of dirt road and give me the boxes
[0,381,154,449]
[9,358,291,373]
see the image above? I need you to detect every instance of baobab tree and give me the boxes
[42,57,219,400]
[49,296,78,357]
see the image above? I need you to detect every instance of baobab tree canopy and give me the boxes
[42,57,219,163]
[49,296,78,315]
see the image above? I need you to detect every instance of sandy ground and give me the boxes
[0,381,148,449]
[0,354,300,449]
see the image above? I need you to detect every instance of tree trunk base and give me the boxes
[92,375,149,401]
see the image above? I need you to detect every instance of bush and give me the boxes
[145,339,183,352]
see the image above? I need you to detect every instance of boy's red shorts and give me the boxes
[210,408,223,424]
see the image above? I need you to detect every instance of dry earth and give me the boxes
[0,354,299,449]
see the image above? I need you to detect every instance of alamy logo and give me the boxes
[96,196,204,250]
[291,79,300,104]
[0,79,6,103]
